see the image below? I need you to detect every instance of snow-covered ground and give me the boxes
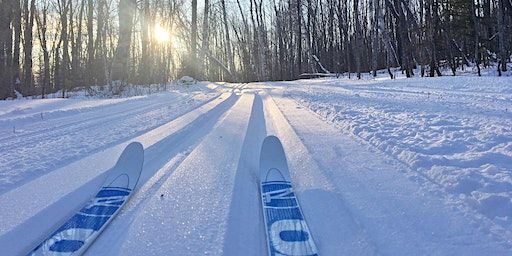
[0,76,511,255]
[281,76,512,228]
[0,83,219,193]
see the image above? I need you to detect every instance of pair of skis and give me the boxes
[29,136,316,256]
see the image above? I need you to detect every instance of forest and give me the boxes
[0,0,511,99]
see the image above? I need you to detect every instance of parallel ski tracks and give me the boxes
[0,97,210,153]
[89,91,376,254]
[87,94,244,254]
[0,94,193,148]
[4,83,512,255]
[0,93,238,255]
[0,96,170,140]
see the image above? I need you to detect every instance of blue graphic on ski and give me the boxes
[260,136,318,256]
[30,142,144,256]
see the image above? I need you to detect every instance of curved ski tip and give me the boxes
[126,141,144,153]
[263,135,281,145]
[115,141,144,167]
[261,135,287,163]
[262,135,284,152]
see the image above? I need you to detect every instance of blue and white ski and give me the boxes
[260,136,318,256]
[30,142,144,256]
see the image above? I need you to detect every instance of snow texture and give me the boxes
[0,77,511,255]
[281,76,512,232]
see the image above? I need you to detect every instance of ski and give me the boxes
[260,136,318,256]
[30,142,144,256]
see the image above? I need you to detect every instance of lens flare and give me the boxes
[154,24,170,43]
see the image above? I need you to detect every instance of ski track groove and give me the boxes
[108,94,255,255]
[0,93,219,194]
[86,93,241,255]
[0,94,181,141]
[221,93,267,256]
[262,91,380,255]
[0,94,191,149]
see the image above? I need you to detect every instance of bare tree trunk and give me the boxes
[327,0,334,71]
[22,0,35,94]
[419,0,425,76]
[354,0,362,79]
[249,0,262,80]
[189,0,198,77]
[377,4,398,78]
[286,0,294,79]
[470,0,481,76]
[111,0,136,81]
[255,0,268,80]
[199,0,210,79]
[306,0,313,71]
[94,0,107,85]
[274,5,285,80]
[86,0,94,86]
[390,0,413,77]
[426,0,440,76]
[341,0,352,77]
[371,0,379,77]
[59,0,71,97]
[36,3,50,98]
[0,0,14,99]
[220,0,235,79]
[497,0,507,73]
[71,0,85,87]
[235,0,252,81]
[13,0,22,93]
[140,0,150,83]
[297,0,302,75]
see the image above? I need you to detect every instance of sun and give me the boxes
[154,24,170,43]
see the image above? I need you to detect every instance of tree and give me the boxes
[221,0,235,80]
[189,0,198,78]
[0,0,511,99]
[111,0,136,82]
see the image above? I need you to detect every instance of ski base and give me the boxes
[30,142,144,255]
[260,136,318,256]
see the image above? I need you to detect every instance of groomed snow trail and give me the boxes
[0,91,219,194]
[1,80,511,255]
[94,94,255,255]
[283,77,512,231]
[0,92,234,255]
[268,92,510,254]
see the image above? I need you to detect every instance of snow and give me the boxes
[100,94,254,255]
[0,97,144,123]
[280,76,512,233]
[178,76,197,85]
[267,92,510,254]
[1,76,511,255]
[0,86,219,194]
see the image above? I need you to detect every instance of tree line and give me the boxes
[0,0,510,99]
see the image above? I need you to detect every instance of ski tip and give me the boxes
[263,135,280,145]
[126,141,144,153]
[115,141,144,169]
[260,135,291,182]
[261,135,286,160]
